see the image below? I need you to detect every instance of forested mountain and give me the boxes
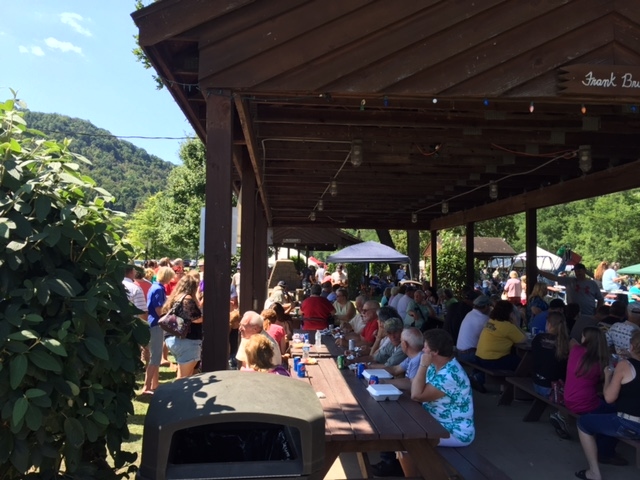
[24,111,174,213]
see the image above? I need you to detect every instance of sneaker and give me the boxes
[549,412,571,439]
[370,459,404,477]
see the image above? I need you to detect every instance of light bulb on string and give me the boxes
[317,199,324,211]
[489,181,498,200]
[411,213,417,224]
[441,202,449,214]
[529,101,535,113]
[432,98,438,104]
[351,139,363,167]
[581,104,587,115]
[330,180,338,197]
[578,145,592,173]
[309,211,316,222]
[360,99,366,111]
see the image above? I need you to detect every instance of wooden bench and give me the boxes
[506,376,640,468]
[437,445,512,480]
[459,359,516,406]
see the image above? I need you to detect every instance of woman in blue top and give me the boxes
[142,266,175,395]
[400,329,475,476]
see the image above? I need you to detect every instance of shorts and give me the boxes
[165,336,202,365]
[148,325,164,366]
[578,412,640,441]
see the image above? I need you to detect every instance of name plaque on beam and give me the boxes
[559,65,640,97]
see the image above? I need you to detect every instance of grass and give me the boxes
[120,363,178,477]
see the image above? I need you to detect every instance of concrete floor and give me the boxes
[323,386,638,479]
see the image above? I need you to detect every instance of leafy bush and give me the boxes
[0,95,149,479]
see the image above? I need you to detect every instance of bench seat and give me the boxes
[459,359,516,405]
[506,376,640,468]
[437,445,512,480]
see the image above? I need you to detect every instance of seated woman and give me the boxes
[531,311,570,438]
[272,302,293,339]
[162,275,203,379]
[473,300,526,390]
[333,288,356,324]
[401,329,474,476]
[261,308,287,355]
[244,334,290,377]
[527,282,549,324]
[575,331,640,480]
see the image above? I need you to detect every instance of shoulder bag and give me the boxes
[158,294,190,338]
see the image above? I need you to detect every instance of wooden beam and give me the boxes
[525,209,537,300]
[429,159,640,230]
[466,224,474,287]
[254,206,268,310]
[202,90,233,373]
[234,96,273,225]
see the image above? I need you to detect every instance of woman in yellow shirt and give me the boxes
[472,300,526,391]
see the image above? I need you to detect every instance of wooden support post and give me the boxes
[525,209,537,297]
[430,230,438,288]
[466,223,475,287]
[202,90,233,373]
[239,150,255,315]
[407,229,420,280]
[254,205,268,309]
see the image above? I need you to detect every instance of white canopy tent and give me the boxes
[511,247,563,272]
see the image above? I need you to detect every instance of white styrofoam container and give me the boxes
[362,369,394,380]
[366,384,402,401]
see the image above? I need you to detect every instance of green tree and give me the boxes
[427,230,467,292]
[0,96,148,478]
[125,192,176,259]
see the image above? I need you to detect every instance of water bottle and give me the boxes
[302,339,310,362]
[315,330,322,349]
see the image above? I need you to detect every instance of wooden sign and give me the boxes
[559,65,640,97]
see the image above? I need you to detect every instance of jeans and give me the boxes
[533,383,551,397]
[578,411,640,458]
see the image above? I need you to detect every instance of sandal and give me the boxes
[574,470,598,480]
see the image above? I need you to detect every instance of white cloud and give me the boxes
[45,37,82,55]
[18,45,45,56]
[60,12,92,37]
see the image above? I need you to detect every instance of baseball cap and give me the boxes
[197,259,205,266]
[277,280,287,287]
[383,318,403,333]
[473,295,491,307]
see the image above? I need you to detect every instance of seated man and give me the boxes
[264,280,293,312]
[606,303,640,355]
[300,284,335,330]
[386,327,424,380]
[340,295,367,334]
[530,298,565,333]
[456,295,491,362]
[336,300,380,352]
[236,311,282,368]
[404,289,437,330]
[360,318,406,367]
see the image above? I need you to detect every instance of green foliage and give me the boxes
[428,230,467,292]
[346,263,365,299]
[0,96,148,478]
[23,111,174,214]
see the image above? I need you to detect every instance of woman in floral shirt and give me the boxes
[400,329,475,475]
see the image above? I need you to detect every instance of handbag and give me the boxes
[549,379,565,406]
[158,295,190,338]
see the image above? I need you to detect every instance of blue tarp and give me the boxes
[326,241,410,264]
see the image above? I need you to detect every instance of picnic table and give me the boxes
[290,333,451,479]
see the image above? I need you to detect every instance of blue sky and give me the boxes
[1,0,193,165]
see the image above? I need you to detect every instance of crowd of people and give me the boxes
[121,258,639,479]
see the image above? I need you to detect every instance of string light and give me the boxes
[351,139,363,167]
[432,98,438,104]
[330,180,338,197]
[317,199,324,211]
[411,213,417,224]
[441,202,449,214]
[581,104,587,115]
[489,181,498,200]
[529,101,535,113]
[309,211,316,221]
[360,99,366,111]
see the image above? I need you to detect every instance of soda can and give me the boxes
[369,375,379,385]
[296,363,306,378]
[357,363,365,379]
[348,339,356,351]
[337,355,345,370]
[293,357,301,372]
[304,333,309,343]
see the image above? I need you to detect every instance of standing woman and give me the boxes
[142,266,175,395]
[593,260,608,289]
[504,271,523,306]
[162,275,203,379]
[575,331,640,479]
[333,288,356,324]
